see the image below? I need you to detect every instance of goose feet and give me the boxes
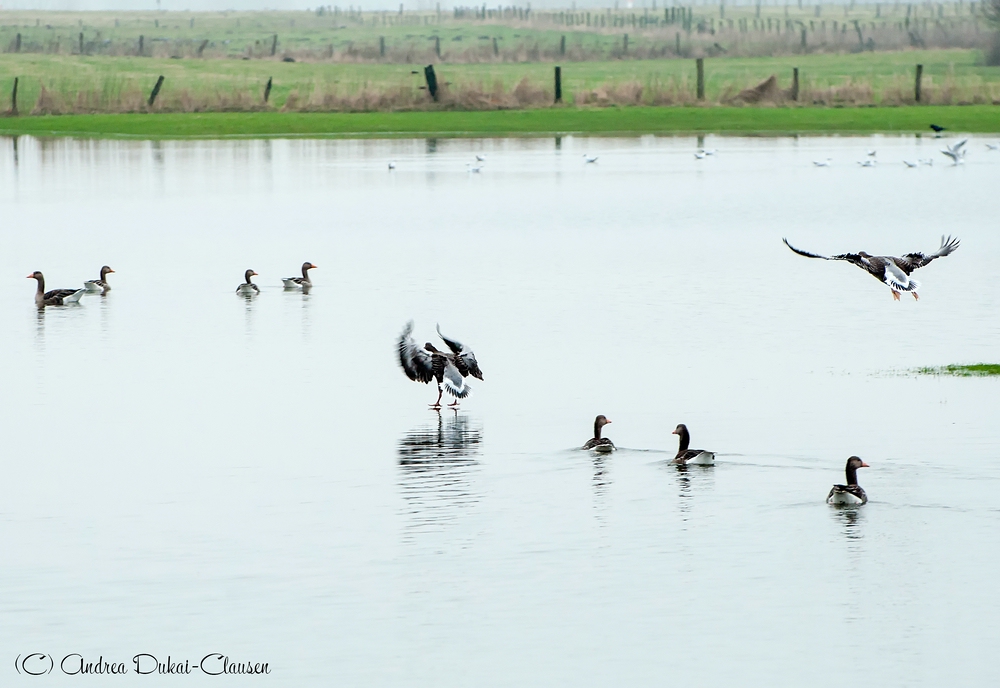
[912,292,920,301]
[892,290,901,301]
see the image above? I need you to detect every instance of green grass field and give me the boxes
[2,105,999,138]
[916,364,1000,376]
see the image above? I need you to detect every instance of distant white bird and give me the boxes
[866,149,877,157]
[694,151,706,160]
[583,154,598,163]
[813,158,832,167]
[987,143,999,151]
[857,159,876,167]
[388,161,396,170]
[940,139,968,164]
[919,158,934,166]
[903,160,918,168]
[466,163,482,173]
[475,154,487,161]
[698,148,717,156]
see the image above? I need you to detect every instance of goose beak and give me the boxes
[605,419,612,424]
[671,429,678,435]
[251,272,258,276]
[108,269,115,274]
[25,274,32,278]
[860,462,870,468]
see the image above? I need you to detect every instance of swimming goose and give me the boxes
[827,456,869,505]
[583,154,598,164]
[813,158,832,167]
[27,271,85,307]
[397,321,484,409]
[672,424,715,465]
[282,262,316,289]
[236,269,260,295]
[582,415,615,452]
[783,235,960,300]
[84,265,114,294]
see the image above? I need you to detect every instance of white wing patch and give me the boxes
[883,261,920,292]
[442,362,471,399]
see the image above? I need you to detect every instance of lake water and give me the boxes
[1,133,998,686]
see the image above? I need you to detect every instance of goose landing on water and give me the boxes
[84,265,114,294]
[582,415,615,453]
[397,321,484,409]
[783,235,959,301]
[27,271,85,307]
[282,262,316,289]
[827,456,869,505]
[236,269,260,295]
[672,424,715,465]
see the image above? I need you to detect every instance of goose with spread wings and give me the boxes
[398,321,484,409]
[782,235,960,300]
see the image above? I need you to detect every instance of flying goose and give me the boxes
[582,415,615,452]
[827,456,869,505]
[282,262,316,289]
[84,265,115,294]
[236,269,259,295]
[397,321,484,409]
[783,235,960,300]
[672,424,715,465]
[27,271,85,307]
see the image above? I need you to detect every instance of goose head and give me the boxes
[244,269,258,283]
[593,415,611,438]
[100,265,115,278]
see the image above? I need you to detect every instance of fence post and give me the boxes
[554,65,562,103]
[79,32,84,55]
[271,34,278,56]
[148,75,164,107]
[675,31,681,55]
[915,63,923,102]
[493,37,499,56]
[560,35,566,55]
[264,76,273,103]
[696,57,705,100]
[380,36,385,57]
[10,77,18,115]
[624,33,629,54]
[197,39,209,57]
[424,64,439,101]
[138,35,144,56]
[792,67,799,101]
[15,33,21,52]
[435,35,440,58]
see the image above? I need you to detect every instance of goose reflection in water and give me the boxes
[831,504,865,543]
[397,412,482,537]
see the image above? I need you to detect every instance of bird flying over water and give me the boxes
[782,235,960,300]
[940,139,968,164]
[398,321,484,409]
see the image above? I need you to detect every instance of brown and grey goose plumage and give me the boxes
[236,269,260,295]
[398,321,484,409]
[582,415,615,452]
[783,235,959,300]
[282,262,317,289]
[84,265,115,294]
[27,271,86,307]
[827,456,870,505]
[672,424,715,465]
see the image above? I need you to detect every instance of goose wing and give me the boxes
[398,321,435,384]
[895,235,960,274]
[783,238,869,270]
[44,288,82,300]
[881,260,920,292]
[437,324,483,380]
[442,360,471,399]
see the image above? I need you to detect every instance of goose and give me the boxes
[27,271,85,307]
[236,269,259,295]
[582,415,615,452]
[813,158,832,167]
[827,456,869,505]
[84,265,115,294]
[397,321,483,409]
[940,139,968,164]
[583,154,598,163]
[782,235,960,301]
[903,160,918,168]
[671,424,715,465]
[281,262,316,289]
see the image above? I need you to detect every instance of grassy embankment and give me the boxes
[916,364,1000,376]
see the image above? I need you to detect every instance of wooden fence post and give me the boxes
[696,57,705,100]
[424,64,439,101]
[15,33,21,52]
[79,32,84,55]
[675,31,681,55]
[560,35,566,55]
[915,63,923,102]
[435,35,440,58]
[554,65,562,103]
[380,36,385,57]
[148,75,164,107]
[624,33,629,54]
[197,39,209,57]
[791,67,799,101]
[264,76,273,103]
[271,34,278,56]
[138,35,144,56]
[493,37,499,56]
[10,77,18,115]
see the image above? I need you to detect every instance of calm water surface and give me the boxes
[1,134,998,686]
